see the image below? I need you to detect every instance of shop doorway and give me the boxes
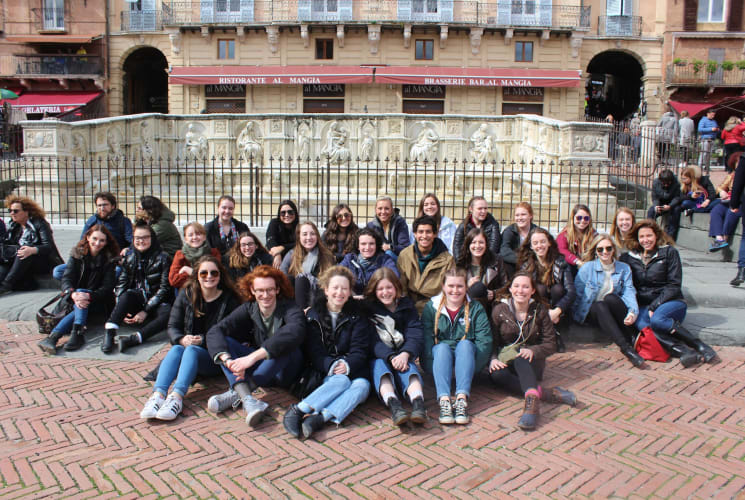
[122,47,168,114]
[586,51,643,121]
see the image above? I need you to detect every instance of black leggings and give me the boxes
[108,289,171,341]
[0,254,47,289]
[489,356,545,395]
[586,294,632,349]
[536,283,566,309]
[289,275,313,309]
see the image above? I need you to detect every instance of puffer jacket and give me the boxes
[366,210,410,255]
[340,251,399,295]
[169,288,241,346]
[115,242,172,312]
[490,298,555,362]
[521,255,576,313]
[3,216,63,271]
[81,209,132,250]
[57,247,118,313]
[572,258,638,323]
[366,296,423,363]
[453,213,501,261]
[150,207,182,258]
[620,245,684,311]
[304,299,371,380]
[420,293,493,374]
[500,223,537,265]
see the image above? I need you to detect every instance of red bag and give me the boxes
[634,327,670,362]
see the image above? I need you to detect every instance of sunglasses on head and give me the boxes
[280,210,295,216]
[198,269,220,278]
[575,215,590,222]
[597,246,614,254]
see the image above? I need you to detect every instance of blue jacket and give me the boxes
[698,117,719,140]
[366,212,410,255]
[340,251,399,295]
[81,209,133,250]
[573,258,638,323]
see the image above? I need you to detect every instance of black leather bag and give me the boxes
[289,365,324,400]
[36,291,72,335]
[0,244,19,264]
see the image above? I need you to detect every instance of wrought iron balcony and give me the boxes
[120,10,164,31]
[14,54,103,76]
[597,15,641,36]
[666,62,745,87]
[162,1,590,30]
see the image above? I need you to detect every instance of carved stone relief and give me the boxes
[468,123,498,164]
[184,122,208,160]
[409,122,439,163]
[320,121,350,163]
[236,121,263,162]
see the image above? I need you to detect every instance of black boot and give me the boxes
[388,397,409,426]
[671,321,717,363]
[653,331,702,368]
[101,329,116,353]
[64,325,85,351]
[621,346,645,368]
[118,333,140,353]
[730,267,745,287]
[38,331,64,355]
[410,397,426,424]
[555,329,566,353]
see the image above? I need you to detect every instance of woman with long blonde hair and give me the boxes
[556,204,596,272]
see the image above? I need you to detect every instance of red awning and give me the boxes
[375,67,583,87]
[5,35,98,44]
[669,100,715,118]
[3,91,102,114]
[169,65,374,85]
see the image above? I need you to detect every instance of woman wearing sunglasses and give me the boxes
[573,234,642,367]
[556,204,596,273]
[266,200,299,269]
[139,256,242,420]
[322,204,359,263]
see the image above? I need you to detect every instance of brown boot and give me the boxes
[517,394,539,430]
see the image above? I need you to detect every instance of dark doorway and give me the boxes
[123,47,168,114]
[586,51,643,121]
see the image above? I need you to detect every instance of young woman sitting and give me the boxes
[340,228,398,297]
[205,265,306,426]
[500,202,538,276]
[421,268,492,425]
[136,195,182,259]
[609,207,636,252]
[169,222,221,290]
[223,231,273,282]
[283,266,371,440]
[366,196,410,259]
[364,268,425,426]
[280,221,335,308]
[139,256,242,420]
[410,193,457,253]
[322,204,359,263]
[452,196,501,261]
[490,272,576,430]
[266,200,299,269]
[38,225,119,354]
[456,228,508,313]
[676,166,719,220]
[556,204,596,273]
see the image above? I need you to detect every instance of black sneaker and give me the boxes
[282,404,305,439]
[301,413,326,440]
[410,397,426,424]
[388,397,409,426]
[438,397,454,425]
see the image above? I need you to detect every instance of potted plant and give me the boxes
[692,59,704,74]
[673,58,687,66]
[707,60,719,74]
[736,60,745,70]
[721,61,734,71]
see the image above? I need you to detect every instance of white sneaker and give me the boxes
[155,393,183,421]
[207,389,241,414]
[140,393,164,419]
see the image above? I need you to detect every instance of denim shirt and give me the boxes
[573,258,638,323]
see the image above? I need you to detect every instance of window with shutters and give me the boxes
[698,0,725,22]
[415,39,434,60]
[498,0,552,27]
[605,0,634,35]
[218,39,235,59]
[316,39,334,59]
[515,42,533,62]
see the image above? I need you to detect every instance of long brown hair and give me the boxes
[227,231,269,269]
[417,193,443,233]
[609,207,635,248]
[625,220,674,253]
[680,166,704,196]
[322,203,359,256]
[288,222,335,276]
[517,227,560,286]
[363,267,403,301]
[462,195,487,227]
[184,256,242,317]
[563,204,595,258]
[495,270,545,305]
[75,224,120,260]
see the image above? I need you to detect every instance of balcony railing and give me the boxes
[14,54,103,76]
[666,63,745,87]
[120,10,164,31]
[597,15,641,36]
[162,1,590,30]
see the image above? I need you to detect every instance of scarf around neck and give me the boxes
[182,239,212,264]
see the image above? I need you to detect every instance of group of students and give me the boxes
[4,190,718,435]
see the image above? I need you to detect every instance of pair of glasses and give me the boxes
[253,287,277,295]
[280,210,295,217]
[240,242,256,248]
[337,213,352,221]
[575,215,590,222]
[199,269,220,278]
[8,209,20,214]
[133,236,151,242]
[597,246,614,254]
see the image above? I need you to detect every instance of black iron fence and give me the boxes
[0,156,647,232]
[14,54,103,76]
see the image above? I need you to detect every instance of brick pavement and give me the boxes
[1,320,744,499]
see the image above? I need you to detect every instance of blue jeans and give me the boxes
[220,336,302,389]
[431,340,476,399]
[635,300,687,334]
[681,198,720,214]
[52,288,91,334]
[371,358,421,400]
[709,202,741,238]
[54,264,122,281]
[154,344,222,397]
[298,374,370,424]
[739,205,745,267]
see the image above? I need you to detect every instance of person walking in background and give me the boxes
[698,109,719,171]
[678,110,695,164]
[720,116,745,172]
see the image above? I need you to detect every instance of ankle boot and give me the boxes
[38,331,64,355]
[670,343,701,368]
[64,325,85,351]
[101,329,116,353]
[621,346,645,368]
[555,330,566,353]
[118,333,140,353]
[388,397,409,426]
[730,267,745,286]
[410,397,426,424]
[671,321,717,363]
[517,394,540,430]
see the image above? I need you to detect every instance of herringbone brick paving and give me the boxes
[1,320,744,499]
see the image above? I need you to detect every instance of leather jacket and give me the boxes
[620,245,684,310]
[115,245,172,312]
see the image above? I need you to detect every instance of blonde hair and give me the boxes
[433,268,470,344]
[582,234,619,263]
[564,204,594,258]
[183,221,206,236]
[288,222,335,276]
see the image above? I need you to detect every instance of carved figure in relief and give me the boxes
[359,128,374,161]
[140,121,154,160]
[321,121,350,163]
[296,123,312,160]
[409,124,439,163]
[184,123,208,160]
[237,121,263,162]
[469,124,497,164]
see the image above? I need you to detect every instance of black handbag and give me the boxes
[36,291,72,335]
[289,364,324,400]
[0,244,18,264]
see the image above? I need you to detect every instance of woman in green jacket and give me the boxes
[421,267,492,426]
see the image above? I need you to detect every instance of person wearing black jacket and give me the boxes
[456,227,508,313]
[500,202,538,276]
[204,195,249,256]
[139,256,241,421]
[0,195,63,295]
[729,154,745,286]
[206,265,306,426]
[103,221,173,354]
[364,267,425,427]
[222,231,273,282]
[266,200,299,268]
[283,266,371,440]
[366,196,410,259]
[453,196,501,261]
[38,225,119,354]
[620,220,717,367]
[646,169,683,239]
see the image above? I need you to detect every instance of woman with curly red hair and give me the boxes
[205,265,307,427]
